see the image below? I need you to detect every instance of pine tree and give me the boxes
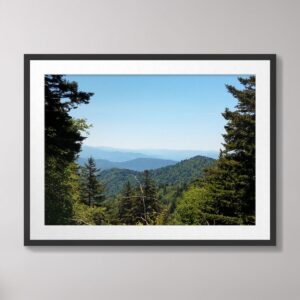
[118,181,135,224]
[202,76,255,224]
[80,157,105,206]
[45,75,93,224]
[137,170,160,224]
[45,75,93,164]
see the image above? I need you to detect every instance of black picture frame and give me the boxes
[24,54,276,246]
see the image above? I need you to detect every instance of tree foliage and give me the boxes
[80,157,105,206]
[45,75,94,224]
[117,171,162,225]
[45,75,93,164]
[45,158,79,225]
[199,76,256,224]
[117,181,137,224]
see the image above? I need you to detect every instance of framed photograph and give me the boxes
[24,54,276,246]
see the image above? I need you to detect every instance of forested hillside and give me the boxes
[45,75,255,226]
[151,155,215,186]
[99,155,214,197]
[99,168,139,196]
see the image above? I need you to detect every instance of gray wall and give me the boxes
[0,0,298,299]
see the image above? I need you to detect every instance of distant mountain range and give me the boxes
[135,148,219,161]
[99,155,215,196]
[78,157,177,172]
[79,146,152,162]
[80,145,219,161]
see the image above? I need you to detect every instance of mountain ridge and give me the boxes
[78,157,177,172]
[80,145,219,161]
[99,155,215,196]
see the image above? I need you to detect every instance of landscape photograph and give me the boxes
[45,73,255,226]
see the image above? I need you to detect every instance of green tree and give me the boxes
[45,75,93,164]
[202,76,256,224]
[118,181,135,224]
[171,186,210,225]
[80,157,105,206]
[135,170,160,224]
[45,159,80,225]
[45,75,94,224]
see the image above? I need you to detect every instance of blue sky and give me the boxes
[66,75,246,151]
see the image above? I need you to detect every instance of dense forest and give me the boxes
[45,75,255,225]
[97,155,214,196]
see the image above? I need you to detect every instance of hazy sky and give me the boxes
[66,74,246,151]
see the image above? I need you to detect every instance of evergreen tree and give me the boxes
[45,75,94,224]
[45,75,93,164]
[137,170,160,224]
[80,157,105,206]
[202,76,255,224]
[118,181,135,224]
